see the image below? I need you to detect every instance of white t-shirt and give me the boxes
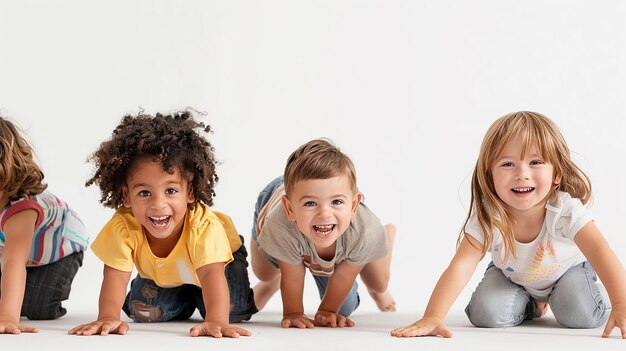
[465,191,592,298]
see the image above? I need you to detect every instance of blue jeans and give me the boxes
[465,261,610,328]
[122,236,257,323]
[252,176,360,317]
[0,251,84,320]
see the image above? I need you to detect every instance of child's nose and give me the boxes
[515,165,530,180]
[150,194,167,209]
[317,205,332,217]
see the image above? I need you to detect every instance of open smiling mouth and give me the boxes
[149,215,171,228]
[313,224,335,236]
[511,187,535,193]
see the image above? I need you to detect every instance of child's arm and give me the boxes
[574,221,626,338]
[0,209,39,334]
[189,261,251,338]
[390,234,483,338]
[277,259,315,328]
[315,261,362,328]
[68,265,131,336]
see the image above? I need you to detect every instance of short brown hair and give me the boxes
[283,138,357,196]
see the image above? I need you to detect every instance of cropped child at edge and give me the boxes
[251,138,396,328]
[0,116,88,334]
[391,111,626,339]
[69,111,256,338]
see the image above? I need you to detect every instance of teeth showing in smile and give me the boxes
[313,224,335,234]
[512,187,534,193]
[149,215,171,227]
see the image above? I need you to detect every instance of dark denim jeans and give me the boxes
[0,251,84,320]
[122,236,257,323]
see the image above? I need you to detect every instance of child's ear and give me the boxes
[351,192,362,217]
[281,195,297,221]
[554,172,562,186]
[187,187,195,204]
[122,186,131,208]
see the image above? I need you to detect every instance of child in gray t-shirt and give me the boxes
[250,138,396,328]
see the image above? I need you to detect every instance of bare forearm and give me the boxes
[592,248,626,306]
[423,264,474,322]
[97,266,131,320]
[202,280,229,324]
[0,261,27,320]
[281,274,306,316]
[318,266,361,313]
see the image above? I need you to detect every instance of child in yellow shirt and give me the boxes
[70,111,256,338]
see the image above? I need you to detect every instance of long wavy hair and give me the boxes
[0,117,47,201]
[459,111,591,259]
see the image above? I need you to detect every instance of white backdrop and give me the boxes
[1,1,625,316]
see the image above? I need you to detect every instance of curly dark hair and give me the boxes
[86,111,218,209]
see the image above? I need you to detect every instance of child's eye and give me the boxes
[530,159,544,166]
[138,190,151,197]
[331,199,344,206]
[304,201,317,207]
[165,188,178,195]
[501,162,514,168]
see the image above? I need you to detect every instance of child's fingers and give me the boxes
[602,319,615,338]
[221,327,242,339]
[437,325,453,338]
[231,326,251,336]
[18,324,39,333]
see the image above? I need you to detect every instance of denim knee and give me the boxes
[549,262,610,328]
[465,264,534,328]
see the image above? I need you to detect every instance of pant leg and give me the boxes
[224,236,258,322]
[465,262,536,328]
[122,275,198,322]
[20,251,84,320]
[312,274,360,317]
[549,261,610,328]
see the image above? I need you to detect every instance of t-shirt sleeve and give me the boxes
[190,216,233,269]
[90,215,135,272]
[344,205,388,266]
[555,197,593,240]
[257,213,304,265]
[1,198,45,230]
[463,212,487,245]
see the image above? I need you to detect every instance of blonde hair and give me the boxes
[0,117,47,201]
[459,111,591,259]
[283,138,357,196]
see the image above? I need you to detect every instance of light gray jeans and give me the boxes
[465,261,610,328]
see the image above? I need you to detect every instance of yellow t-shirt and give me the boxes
[91,204,241,288]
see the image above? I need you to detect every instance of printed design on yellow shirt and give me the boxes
[524,239,562,281]
[303,255,335,276]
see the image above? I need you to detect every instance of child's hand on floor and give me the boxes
[189,321,251,338]
[68,318,129,336]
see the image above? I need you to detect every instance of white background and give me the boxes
[1,0,626,347]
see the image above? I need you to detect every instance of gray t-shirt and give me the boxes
[258,202,387,277]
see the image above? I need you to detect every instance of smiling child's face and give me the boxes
[122,158,195,240]
[281,174,361,254]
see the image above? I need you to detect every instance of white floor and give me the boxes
[3,309,624,351]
